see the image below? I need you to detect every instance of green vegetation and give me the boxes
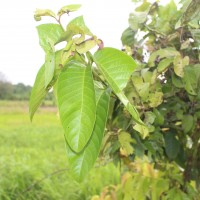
[0,101,120,200]
[30,0,200,199]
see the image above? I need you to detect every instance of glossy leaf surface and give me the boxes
[67,88,110,181]
[94,47,143,124]
[57,61,96,153]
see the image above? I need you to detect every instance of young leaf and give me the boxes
[29,65,48,121]
[118,131,135,155]
[57,61,96,153]
[58,4,81,16]
[94,47,143,124]
[34,9,56,21]
[36,24,64,52]
[56,16,94,45]
[67,88,110,181]
[76,39,97,54]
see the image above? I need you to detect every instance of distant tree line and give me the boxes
[0,79,53,101]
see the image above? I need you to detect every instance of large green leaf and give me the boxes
[29,65,47,121]
[58,4,81,16]
[94,47,143,124]
[57,61,96,153]
[36,23,64,52]
[67,88,110,181]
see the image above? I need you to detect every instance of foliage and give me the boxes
[30,4,142,182]
[30,1,200,199]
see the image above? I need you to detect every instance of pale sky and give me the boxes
[0,0,133,86]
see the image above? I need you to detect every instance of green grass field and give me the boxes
[0,101,120,200]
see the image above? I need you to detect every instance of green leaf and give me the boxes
[153,109,164,125]
[36,24,64,52]
[67,16,93,36]
[45,51,55,88]
[94,47,143,124]
[182,115,194,133]
[149,92,163,108]
[144,111,156,124]
[174,55,189,77]
[57,61,96,153]
[118,131,135,155]
[29,65,48,121]
[183,64,200,95]
[121,27,135,47]
[67,88,110,181]
[34,9,56,21]
[29,51,62,120]
[58,16,93,44]
[164,133,180,159]
[157,58,173,73]
[172,74,184,88]
[133,123,149,139]
[148,48,180,67]
[182,0,200,23]
[76,39,97,54]
[58,4,81,16]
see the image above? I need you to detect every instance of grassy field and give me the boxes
[0,101,120,200]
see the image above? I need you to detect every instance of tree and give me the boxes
[30,1,200,199]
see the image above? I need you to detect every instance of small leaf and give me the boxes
[182,115,194,133]
[67,88,110,181]
[118,131,135,155]
[57,16,93,44]
[133,124,149,139]
[57,61,96,153]
[144,111,156,124]
[153,109,164,125]
[148,48,180,67]
[172,74,184,88]
[157,58,173,73]
[58,4,81,16]
[67,16,93,36]
[174,55,189,77]
[180,39,190,50]
[34,9,56,21]
[121,27,136,47]
[36,24,64,52]
[164,133,180,159]
[76,39,97,54]
[94,47,143,124]
[149,92,163,108]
